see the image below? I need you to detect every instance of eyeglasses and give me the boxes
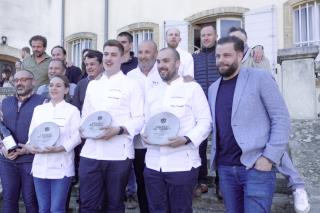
[13,77,33,83]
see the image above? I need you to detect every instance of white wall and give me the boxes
[64,0,105,51]
[0,0,62,56]
[108,0,288,49]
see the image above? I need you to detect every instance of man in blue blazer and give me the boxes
[208,36,291,213]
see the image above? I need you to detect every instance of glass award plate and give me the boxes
[29,122,60,149]
[145,112,180,145]
[80,111,112,139]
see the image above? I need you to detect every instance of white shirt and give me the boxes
[144,77,212,172]
[177,47,194,77]
[127,63,163,149]
[29,100,81,179]
[80,71,144,160]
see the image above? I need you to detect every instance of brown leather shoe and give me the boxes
[193,184,209,197]
[199,183,208,193]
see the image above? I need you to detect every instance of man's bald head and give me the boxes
[138,40,158,73]
[166,28,181,49]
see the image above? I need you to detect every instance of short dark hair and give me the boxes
[217,36,244,53]
[228,27,247,38]
[49,58,67,70]
[103,40,124,56]
[51,45,67,56]
[29,35,47,48]
[85,50,103,64]
[159,47,180,61]
[117,31,133,43]
[82,48,91,56]
[21,47,31,54]
[200,24,216,32]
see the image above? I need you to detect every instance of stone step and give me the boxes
[192,187,295,213]
[2,185,293,213]
[68,186,294,213]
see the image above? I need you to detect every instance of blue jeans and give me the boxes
[33,177,72,213]
[218,165,276,213]
[0,160,38,213]
[277,152,305,190]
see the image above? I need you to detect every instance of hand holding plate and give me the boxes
[140,133,151,145]
[166,136,187,148]
[97,126,120,141]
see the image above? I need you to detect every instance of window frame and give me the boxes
[293,0,320,47]
[216,17,243,38]
[117,22,159,56]
[65,32,97,68]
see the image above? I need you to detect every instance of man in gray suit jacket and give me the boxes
[208,36,291,213]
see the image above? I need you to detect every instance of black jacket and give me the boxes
[193,46,220,97]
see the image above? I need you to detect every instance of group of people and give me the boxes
[0,25,310,213]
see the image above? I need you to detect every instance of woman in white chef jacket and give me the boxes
[26,74,81,213]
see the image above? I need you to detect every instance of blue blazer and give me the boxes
[208,67,291,170]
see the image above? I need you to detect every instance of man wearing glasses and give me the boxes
[0,70,45,213]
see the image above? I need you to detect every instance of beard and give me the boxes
[217,61,239,78]
[34,51,44,57]
[16,86,33,97]
[159,68,177,82]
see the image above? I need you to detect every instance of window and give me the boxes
[131,29,153,55]
[70,38,92,67]
[293,1,320,46]
[118,22,159,56]
[65,32,97,68]
[217,18,242,38]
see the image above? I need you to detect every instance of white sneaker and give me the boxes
[293,188,311,213]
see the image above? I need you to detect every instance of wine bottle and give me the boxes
[0,122,18,153]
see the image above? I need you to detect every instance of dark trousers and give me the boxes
[0,160,38,213]
[133,149,149,213]
[66,141,84,210]
[198,139,208,184]
[144,167,199,213]
[79,157,132,213]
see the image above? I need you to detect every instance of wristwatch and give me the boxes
[184,136,192,145]
[118,126,124,135]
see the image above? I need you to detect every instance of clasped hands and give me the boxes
[141,134,187,148]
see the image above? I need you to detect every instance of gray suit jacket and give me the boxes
[208,67,290,170]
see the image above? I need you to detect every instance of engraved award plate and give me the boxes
[29,122,60,149]
[80,111,112,139]
[145,112,180,145]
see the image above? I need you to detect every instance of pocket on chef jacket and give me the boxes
[168,96,187,118]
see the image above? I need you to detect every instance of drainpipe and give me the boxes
[61,0,65,46]
[104,0,109,41]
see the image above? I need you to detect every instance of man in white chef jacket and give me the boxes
[127,40,162,213]
[142,47,212,213]
[79,39,144,212]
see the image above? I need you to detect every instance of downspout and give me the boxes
[104,0,109,41]
[61,0,65,46]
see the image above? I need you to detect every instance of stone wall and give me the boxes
[278,46,319,119]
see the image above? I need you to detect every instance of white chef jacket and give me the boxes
[80,71,144,160]
[127,63,163,149]
[29,100,81,179]
[144,77,212,172]
[177,48,194,78]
